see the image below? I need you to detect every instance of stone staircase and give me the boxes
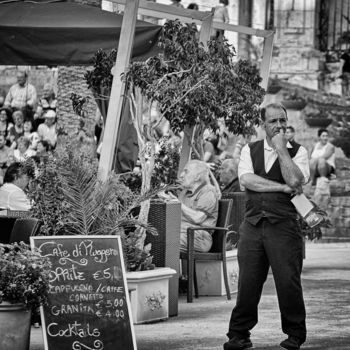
[321,158,350,242]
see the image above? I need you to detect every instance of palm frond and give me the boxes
[57,160,99,235]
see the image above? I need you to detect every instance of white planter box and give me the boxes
[126,267,176,324]
[196,249,239,296]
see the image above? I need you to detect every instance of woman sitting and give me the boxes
[13,136,36,162]
[0,162,32,211]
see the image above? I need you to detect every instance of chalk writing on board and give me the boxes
[32,236,136,350]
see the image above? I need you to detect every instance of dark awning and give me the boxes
[0,1,162,65]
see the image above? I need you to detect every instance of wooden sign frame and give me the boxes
[31,235,137,350]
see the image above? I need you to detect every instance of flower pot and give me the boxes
[326,61,341,74]
[304,117,333,128]
[267,84,282,94]
[0,302,31,350]
[195,249,239,296]
[126,267,176,324]
[281,100,307,110]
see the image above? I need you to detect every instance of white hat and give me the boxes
[45,110,56,119]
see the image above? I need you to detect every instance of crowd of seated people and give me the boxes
[0,70,57,184]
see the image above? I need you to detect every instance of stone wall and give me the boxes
[271,0,321,89]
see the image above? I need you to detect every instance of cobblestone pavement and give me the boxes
[30,243,350,350]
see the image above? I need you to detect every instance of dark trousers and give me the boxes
[227,218,306,343]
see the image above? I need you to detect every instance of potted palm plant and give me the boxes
[27,139,176,324]
[0,242,51,350]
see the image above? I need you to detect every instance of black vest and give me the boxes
[245,139,301,225]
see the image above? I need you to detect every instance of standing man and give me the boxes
[4,71,37,112]
[224,103,310,350]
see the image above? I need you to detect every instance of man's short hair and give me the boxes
[286,125,295,133]
[260,103,287,121]
[187,160,209,183]
[318,128,328,137]
[4,162,25,183]
[221,158,237,172]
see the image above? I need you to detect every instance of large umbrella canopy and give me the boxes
[0,1,162,65]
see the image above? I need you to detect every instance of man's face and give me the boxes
[18,140,28,153]
[17,173,30,190]
[319,131,329,145]
[43,85,53,99]
[285,128,295,141]
[45,117,55,126]
[0,110,7,122]
[24,121,32,133]
[219,163,236,186]
[0,136,5,148]
[263,107,288,140]
[14,114,23,126]
[178,163,197,189]
[17,72,27,86]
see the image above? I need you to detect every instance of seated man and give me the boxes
[310,128,335,185]
[4,71,37,112]
[178,160,219,253]
[219,158,241,194]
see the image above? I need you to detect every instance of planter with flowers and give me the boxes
[0,242,51,350]
[281,89,307,110]
[301,103,333,128]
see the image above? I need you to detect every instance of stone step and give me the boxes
[335,157,350,170]
[334,169,350,179]
[331,217,350,227]
[329,196,350,207]
[322,227,350,238]
[330,180,350,196]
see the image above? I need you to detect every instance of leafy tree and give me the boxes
[125,20,265,159]
[86,20,265,248]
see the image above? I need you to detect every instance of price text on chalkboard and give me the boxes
[31,236,136,350]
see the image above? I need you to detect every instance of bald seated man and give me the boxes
[178,160,219,252]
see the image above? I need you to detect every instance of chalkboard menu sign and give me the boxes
[31,236,137,350]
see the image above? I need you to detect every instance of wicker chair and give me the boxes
[9,218,41,244]
[180,199,234,303]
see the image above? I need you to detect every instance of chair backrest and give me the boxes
[210,199,233,253]
[222,191,246,232]
[9,218,41,244]
[0,217,17,244]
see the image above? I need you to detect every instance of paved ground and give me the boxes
[30,243,350,350]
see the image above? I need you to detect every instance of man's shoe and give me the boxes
[223,336,253,350]
[280,336,302,350]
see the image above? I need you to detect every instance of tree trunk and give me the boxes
[129,88,157,249]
